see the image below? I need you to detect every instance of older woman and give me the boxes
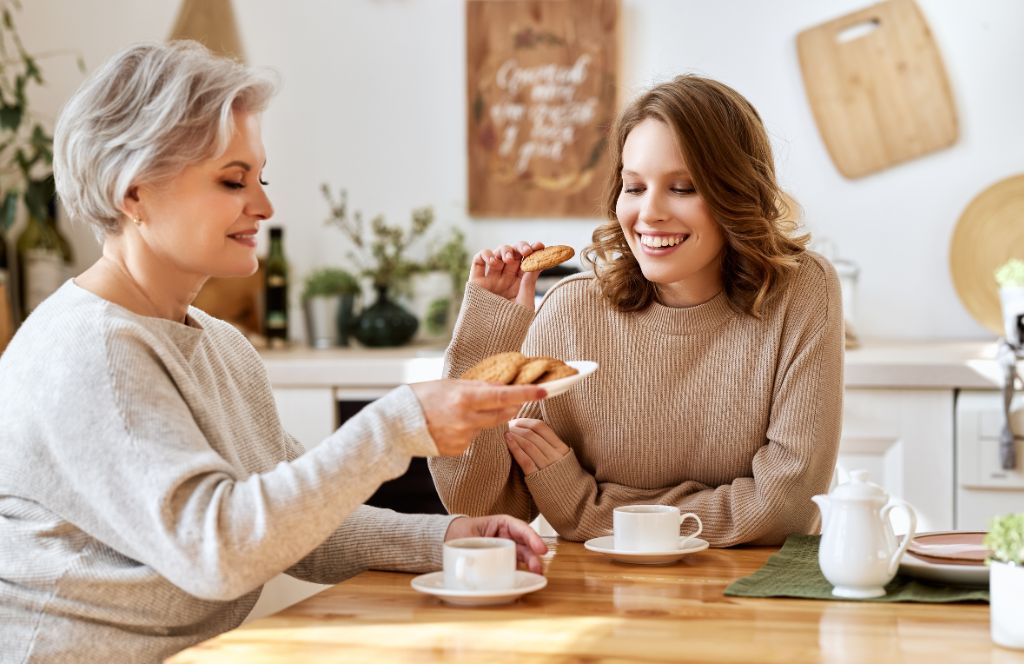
[0,42,546,664]
[431,75,844,547]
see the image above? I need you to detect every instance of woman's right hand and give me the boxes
[410,380,546,456]
[471,241,545,311]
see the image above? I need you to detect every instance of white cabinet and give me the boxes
[246,387,338,622]
[838,388,954,534]
[955,390,1024,530]
[271,387,337,449]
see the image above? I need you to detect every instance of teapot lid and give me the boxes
[831,469,888,503]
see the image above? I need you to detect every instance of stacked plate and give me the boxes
[898,531,989,587]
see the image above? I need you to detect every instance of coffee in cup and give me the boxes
[613,505,703,552]
[443,537,516,591]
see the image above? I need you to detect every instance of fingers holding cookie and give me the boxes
[470,241,548,310]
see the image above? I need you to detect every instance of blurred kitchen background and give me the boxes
[0,0,1020,344]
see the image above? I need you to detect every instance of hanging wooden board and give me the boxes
[796,0,958,179]
[949,174,1024,335]
[466,0,618,217]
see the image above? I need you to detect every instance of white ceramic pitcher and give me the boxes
[812,469,917,598]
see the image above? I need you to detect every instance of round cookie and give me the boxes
[537,359,579,383]
[512,357,556,385]
[520,245,575,272]
[460,352,528,384]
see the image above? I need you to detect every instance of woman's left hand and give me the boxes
[505,418,570,475]
[444,514,549,573]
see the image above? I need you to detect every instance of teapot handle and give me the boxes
[882,499,918,576]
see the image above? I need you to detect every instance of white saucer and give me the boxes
[410,570,547,606]
[538,361,598,398]
[583,535,710,565]
[898,553,989,587]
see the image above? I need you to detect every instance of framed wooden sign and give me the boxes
[467,0,619,217]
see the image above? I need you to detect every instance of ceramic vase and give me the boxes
[352,285,418,347]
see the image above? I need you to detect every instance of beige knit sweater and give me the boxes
[430,252,844,546]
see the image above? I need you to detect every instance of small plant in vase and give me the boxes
[321,185,432,347]
[985,513,1024,649]
[301,267,359,348]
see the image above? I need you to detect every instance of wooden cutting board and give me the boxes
[949,174,1024,335]
[796,0,958,178]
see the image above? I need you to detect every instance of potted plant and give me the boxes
[302,267,359,348]
[985,512,1024,649]
[321,185,433,347]
[411,226,470,342]
[995,259,1024,345]
[0,2,83,322]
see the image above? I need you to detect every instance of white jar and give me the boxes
[990,560,1024,649]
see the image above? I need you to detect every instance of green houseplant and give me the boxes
[418,227,470,338]
[0,1,83,320]
[985,513,1024,649]
[321,185,433,347]
[301,267,359,348]
[301,267,359,301]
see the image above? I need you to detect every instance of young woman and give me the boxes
[0,42,547,663]
[431,75,844,547]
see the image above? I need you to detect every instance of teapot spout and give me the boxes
[812,494,830,528]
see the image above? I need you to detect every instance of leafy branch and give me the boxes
[321,184,435,294]
[0,0,84,230]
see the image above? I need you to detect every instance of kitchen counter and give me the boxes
[261,339,1007,390]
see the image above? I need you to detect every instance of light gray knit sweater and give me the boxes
[0,281,453,663]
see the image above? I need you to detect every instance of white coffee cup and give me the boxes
[613,505,703,552]
[443,537,516,591]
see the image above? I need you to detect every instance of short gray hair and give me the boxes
[54,40,277,238]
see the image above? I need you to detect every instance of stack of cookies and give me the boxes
[460,352,578,385]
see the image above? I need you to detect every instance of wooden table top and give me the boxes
[169,540,1008,664]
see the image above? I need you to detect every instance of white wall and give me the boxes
[15,0,1024,340]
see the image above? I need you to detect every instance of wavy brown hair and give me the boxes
[583,75,808,316]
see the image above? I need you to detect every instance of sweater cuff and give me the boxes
[445,282,535,377]
[524,448,592,530]
[368,384,439,457]
[352,507,457,573]
[419,513,459,570]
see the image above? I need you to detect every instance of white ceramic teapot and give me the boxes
[812,469,917,598]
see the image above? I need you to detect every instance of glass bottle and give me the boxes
[16,197,70,320]
[263,226,289,348]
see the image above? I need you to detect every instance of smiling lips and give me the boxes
[228,229,258,246]
[639,233,688,249]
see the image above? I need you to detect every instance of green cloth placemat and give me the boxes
[724,535,989,603]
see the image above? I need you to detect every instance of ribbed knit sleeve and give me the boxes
[428,282,539,522]
[286,506,454,582]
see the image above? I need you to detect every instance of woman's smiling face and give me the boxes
[615,117,725,307]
